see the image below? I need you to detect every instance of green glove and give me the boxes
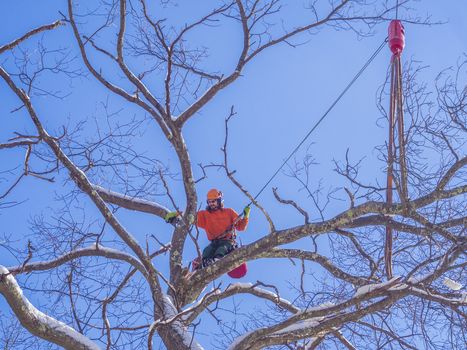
[164,211,180,224]
[242,205,251,219]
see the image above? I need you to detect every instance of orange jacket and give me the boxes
[196,208,248,241]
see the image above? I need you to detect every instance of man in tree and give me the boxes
[197,188,251,269]
[3,1,467,349]
[166,189,250,269]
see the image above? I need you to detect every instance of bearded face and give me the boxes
[207,199,220,211]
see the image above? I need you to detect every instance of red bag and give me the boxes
[227,262,247,278]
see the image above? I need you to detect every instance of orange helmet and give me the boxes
[207,189,222,200]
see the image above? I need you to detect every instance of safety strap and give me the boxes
[215,213,245,241]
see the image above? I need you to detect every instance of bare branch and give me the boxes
[0,21,63,54]
[8,244,147,278]
[67,0,172,139]
[261,248,370,286]
[273,187,310,224]
[221,107,275,231]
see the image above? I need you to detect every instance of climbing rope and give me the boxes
[246,37,388,207]
[385,12,406,279]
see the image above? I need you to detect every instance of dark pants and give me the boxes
[195,239,237,269]
[202,239,236,260]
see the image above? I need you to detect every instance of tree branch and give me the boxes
[67,0,172,139]
[0,21,62,54]
[92,184,170,219]
[8,244,147,279]
[0,266,99,350]
[261,249,370,286]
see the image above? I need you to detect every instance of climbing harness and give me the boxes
[216,212,245,240]
[385,17,407,279]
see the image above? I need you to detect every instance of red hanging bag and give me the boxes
[227,262,247,279]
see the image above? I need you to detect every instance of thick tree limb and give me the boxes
[0,266,99,350]
[93,184,170,219]
[181,185,467,304]
[229,278,405,349]
[0,65,167,318]
[0,82,195,350]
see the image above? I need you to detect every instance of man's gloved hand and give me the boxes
[242,205,251,219]
[164,211,180,224]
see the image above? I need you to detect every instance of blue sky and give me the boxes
[1,0,466,348]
